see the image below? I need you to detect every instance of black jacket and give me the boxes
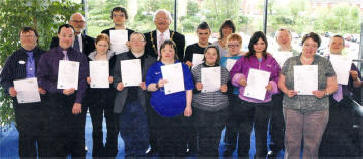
[50,34,95,57]
[144,29,185,61]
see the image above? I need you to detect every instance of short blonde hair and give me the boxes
[227,33,242,45]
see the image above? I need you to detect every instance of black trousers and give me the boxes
[269,93,285,152]
[193,107,227,157]
[319,97,360,157]
[13,98,49,158]
[148,106,188,157]
[227,99,272,158]
[223,95,240,156]
[46,94,86,158]
[88,93,118,157]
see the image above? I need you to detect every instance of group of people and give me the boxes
[0,6,362,159]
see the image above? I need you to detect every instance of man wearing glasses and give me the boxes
[50,12,95,57]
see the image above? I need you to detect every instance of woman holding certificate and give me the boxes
[230,31,280,158]
[85,33,117,157]
[113,32,156,157]
[146,40,194,157]
[191,45,229,156]
[278,32,338,158]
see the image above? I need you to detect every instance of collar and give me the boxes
[88,50,115,61]
[156,29,170,37]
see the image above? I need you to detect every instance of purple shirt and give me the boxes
[26,51,35,77]
[230,54,281,103]
[37,47,89,103]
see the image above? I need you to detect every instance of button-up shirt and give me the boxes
[37,47,89,103]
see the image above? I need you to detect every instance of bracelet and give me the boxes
[155,83,159,89]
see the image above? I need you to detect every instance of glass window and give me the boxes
[267,0,361,61]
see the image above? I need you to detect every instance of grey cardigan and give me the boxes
[113,51,156,113]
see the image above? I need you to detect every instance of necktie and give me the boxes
[26,52,35,77]
[63,51,69,61]
[158,32,165,57]
[74,36,80,52]
[333,85,343,102]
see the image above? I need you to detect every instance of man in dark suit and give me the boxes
[0,26,48,158]
[49,13,94,154]
[50,13,95,56]
[144,9,185,61]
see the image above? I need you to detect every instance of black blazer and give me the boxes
[113,51,156,113]
[0,47,45,94]
[144,29,185,61]
[50,34,95,57]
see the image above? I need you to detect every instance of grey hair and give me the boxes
[153,9,172,23]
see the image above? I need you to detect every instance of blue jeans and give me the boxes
[119,100,149,157]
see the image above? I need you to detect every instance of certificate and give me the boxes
[161,63,185,95]
[89,61,109,88]
[110,30,129,54]
[329,54,351,85]
[201,67,221,93]
[272,51,293,67]
[243,68,271,100]
[13,77,41,103]
[57,60,79,90]
[294,65,318,95]
[226,59,237,72]
[192,54,204,68]
[121,59,142,87]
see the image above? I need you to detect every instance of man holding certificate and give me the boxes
[146,40,193,157]
[114,32,156,157]
[37,24,89,157]
[278,32,337,158]
[268,28,299,157]
[0,27,47,158]
[101,6,134,54]
[319,35,361,157]
[230,31,280,158]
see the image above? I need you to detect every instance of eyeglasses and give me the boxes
[303,44,318,49]
[155,17,169,21]
[130,40,146,43]
[228,44,240,48]
[20,35,36,38]
[113,14,125,17]
[70,20,85,23]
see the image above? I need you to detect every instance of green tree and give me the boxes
[0,0,82,126]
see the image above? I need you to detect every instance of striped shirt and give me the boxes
[191,63,230,111]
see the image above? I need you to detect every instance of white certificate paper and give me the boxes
[294,65,318,95]
[161,63,185,95]
[13,77,41,103]
[57,60,79,90]
[226,59,237,72]
[272,51,293,67]
[110,30,129,54]
[90,61,109,88]
[201,67,221,93]
[243,68,271,100]
[192,54,204,68]
[329,54,351,85]
[121,59,142,87]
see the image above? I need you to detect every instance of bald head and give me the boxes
[69,13,86,34]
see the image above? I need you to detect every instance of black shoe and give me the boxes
[145,147,157,156]
[267,150,278,159]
